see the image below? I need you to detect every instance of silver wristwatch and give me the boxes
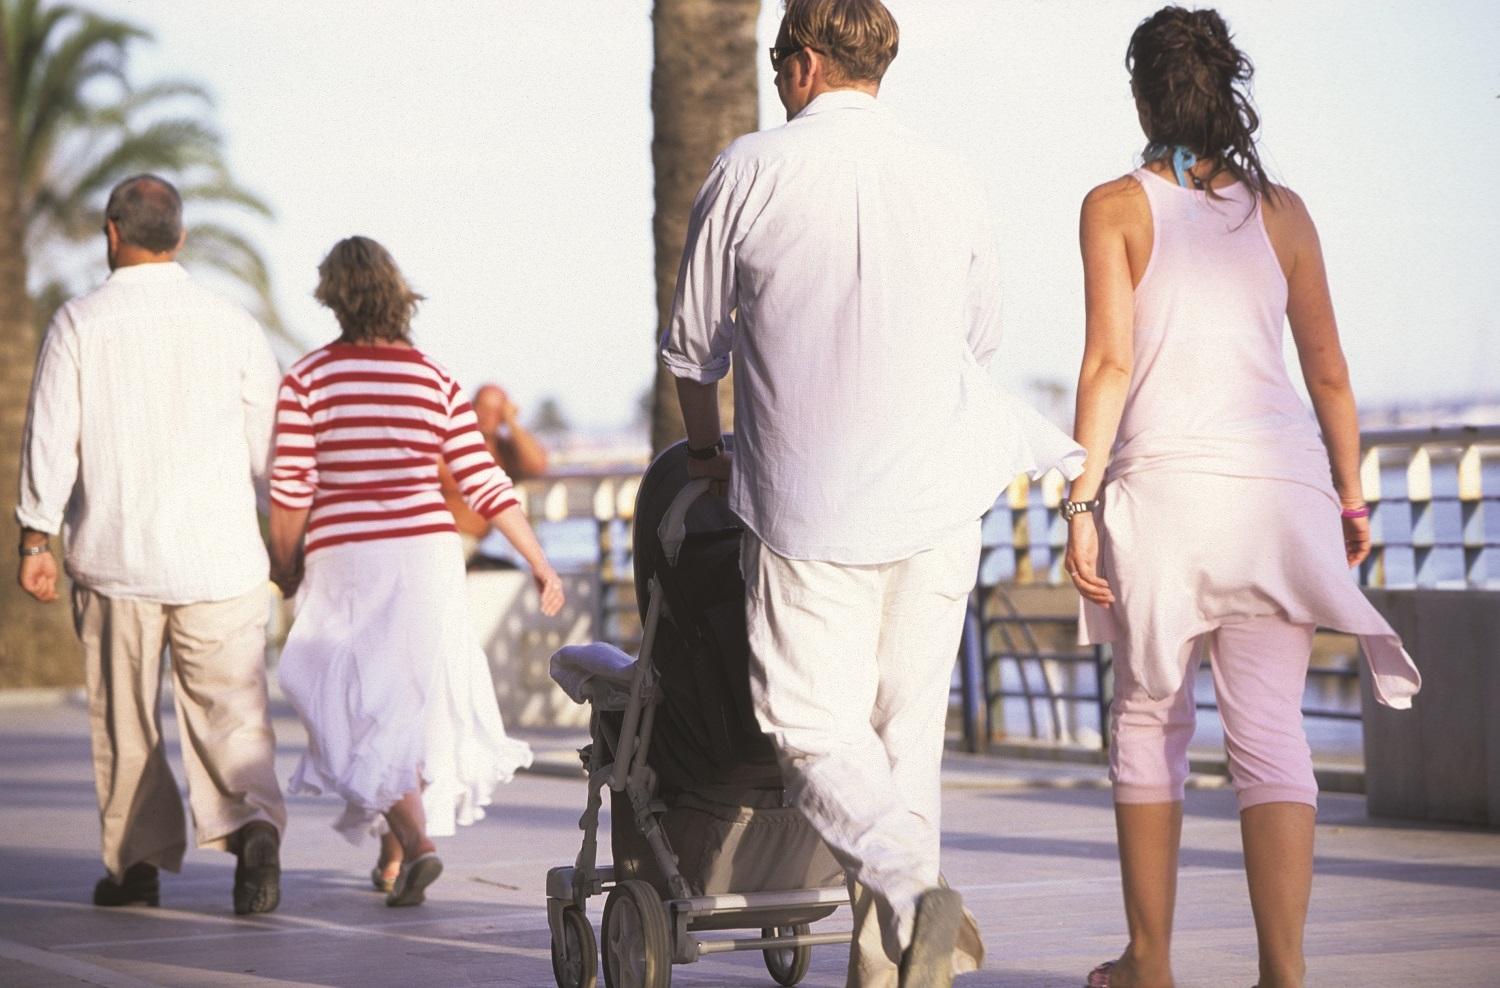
[1060,497,1101,521]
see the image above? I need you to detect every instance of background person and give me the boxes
[439,382,549,565]
[268,236,564,907]
[661,1,1082,984]
[1065,8,1421,987]
[15,173,286,915]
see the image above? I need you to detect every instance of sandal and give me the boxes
[1086,961,1115,987]
[371,864,399,893]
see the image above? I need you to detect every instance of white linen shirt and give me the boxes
[16,262,281,603]
[661,90,1083,564]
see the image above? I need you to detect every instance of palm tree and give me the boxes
[4,0,285,339]
[648,0,761,454]
[0,5,80,687]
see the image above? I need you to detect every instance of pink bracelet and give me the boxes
[1340,505,1371,519]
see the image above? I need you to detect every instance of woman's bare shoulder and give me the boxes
[1084,174,1145,206]
[1082,174,1148,231]
[1261,183,1319,247]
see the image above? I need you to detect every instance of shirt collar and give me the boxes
[794,89,881,120]
[107,261,189,284]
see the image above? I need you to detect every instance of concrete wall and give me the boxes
[1360,589,1500,828]
[468,570,598,731]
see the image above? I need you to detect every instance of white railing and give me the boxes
[519,425,1500,605]
[1356,425,1500,589]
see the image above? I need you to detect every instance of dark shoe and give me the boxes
[900,887,963,987]
[93,862,160,907]
[232,820,281,915]
[385,852,442,907]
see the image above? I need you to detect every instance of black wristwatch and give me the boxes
[685,438,725,461]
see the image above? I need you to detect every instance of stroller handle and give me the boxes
[656,477,714,567]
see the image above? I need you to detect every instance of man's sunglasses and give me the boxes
[768,44,815,69]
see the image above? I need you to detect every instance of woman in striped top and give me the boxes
[269,237,564,907]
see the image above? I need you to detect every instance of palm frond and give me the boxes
[14,7,146,188]
[9,0,284,348]
[86,76,213,129]
[56,117,224,226]
[180,222,297,346]
[175,178,272,218]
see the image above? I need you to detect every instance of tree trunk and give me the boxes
[649,0,761,455]
[0,12,82,688]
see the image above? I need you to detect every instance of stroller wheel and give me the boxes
[761,924,812,986]
[551,905,599,988]
[601,880,672,988]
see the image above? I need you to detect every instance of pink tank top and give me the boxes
[1107,168,1331,491]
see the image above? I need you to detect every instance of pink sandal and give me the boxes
[1086,961,1115,987]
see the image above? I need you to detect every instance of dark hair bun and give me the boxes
[1127,5,1272,198]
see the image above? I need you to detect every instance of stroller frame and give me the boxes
[547,479,852,988]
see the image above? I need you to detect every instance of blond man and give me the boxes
[660,1,1081,984]
[16,174,286,914]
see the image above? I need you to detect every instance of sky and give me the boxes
[84,0,1500,432]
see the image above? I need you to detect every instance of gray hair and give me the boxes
[104,174,183,252]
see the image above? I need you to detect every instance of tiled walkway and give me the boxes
[2,695,1496,987]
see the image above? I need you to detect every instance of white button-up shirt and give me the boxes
[17,262,281,603]
[661,90,1082,564]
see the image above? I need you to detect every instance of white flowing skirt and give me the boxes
[278,532,533,843]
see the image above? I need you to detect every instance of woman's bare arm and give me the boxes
[1267,189,1370,565]
[1065,179,1142,606]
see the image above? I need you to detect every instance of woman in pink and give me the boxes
[1065,8,1420,986]
[269,237,564,907]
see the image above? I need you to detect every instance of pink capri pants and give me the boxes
[1110,614,1319,811]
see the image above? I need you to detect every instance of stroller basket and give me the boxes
[545,440,850,988]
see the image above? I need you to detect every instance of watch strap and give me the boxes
[685,438,725,461]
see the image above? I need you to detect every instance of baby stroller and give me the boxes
[546,440,851,988]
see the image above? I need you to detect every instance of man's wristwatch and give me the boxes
[1061,497,1101,521]
[685,438,725,461]
[19,542,49,557]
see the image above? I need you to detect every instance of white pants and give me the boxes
[743,525,982,984]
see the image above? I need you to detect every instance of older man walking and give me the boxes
[660,1,1082,984]
[16,174,287,914]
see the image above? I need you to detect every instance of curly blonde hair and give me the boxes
[314,236,425,343]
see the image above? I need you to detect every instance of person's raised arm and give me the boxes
[1272,190,1369,566]
[441,383,564,615]
[1065,180,1141,607]
[15,309,82,603]
[492,392,549,479]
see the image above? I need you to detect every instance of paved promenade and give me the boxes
[2,693,1497,987]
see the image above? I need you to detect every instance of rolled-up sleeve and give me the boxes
[16,307,82,535]
[660,156,741,384]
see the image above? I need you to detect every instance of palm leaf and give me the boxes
[86,77,213,129]
[180,221,296,346]
[11,4,145,189]
[52,118,225,234]
[9,0,285,348]
[174,178,272,219]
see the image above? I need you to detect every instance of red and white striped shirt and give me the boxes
[270,343,518,554]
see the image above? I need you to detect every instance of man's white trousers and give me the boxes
[743,523,983,984]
